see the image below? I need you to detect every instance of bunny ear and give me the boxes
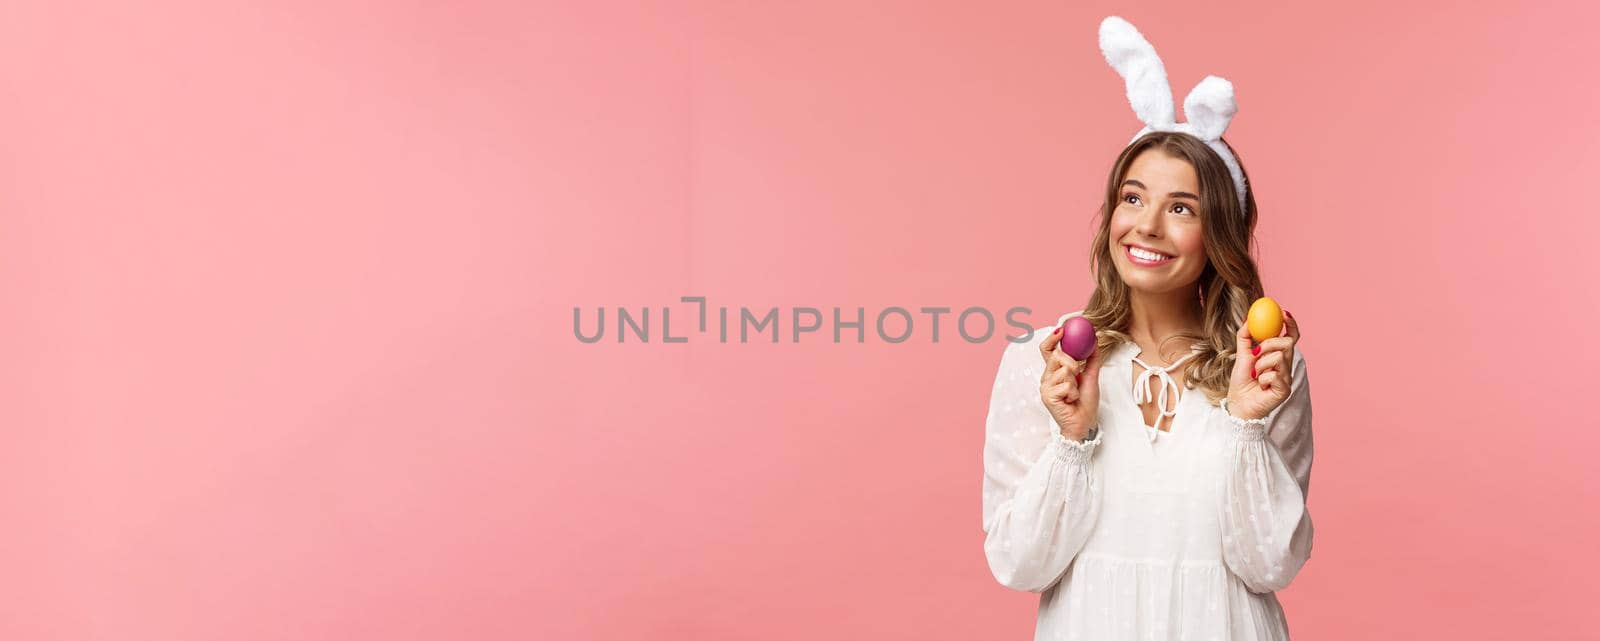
[1182,75,1236,141]
[1099,16,1175,128]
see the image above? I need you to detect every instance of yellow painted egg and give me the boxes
[1247,297,1283,343]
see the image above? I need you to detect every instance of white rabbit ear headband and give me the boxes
[1099,16,1249,216]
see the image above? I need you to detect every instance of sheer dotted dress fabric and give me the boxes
[981,311,1314,641]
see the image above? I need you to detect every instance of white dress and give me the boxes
[981,311,1314,641]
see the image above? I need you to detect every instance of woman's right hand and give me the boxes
[1038,324,1106,441]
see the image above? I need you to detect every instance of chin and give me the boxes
[1124,278,1178,295]
[1119,262,1198,294]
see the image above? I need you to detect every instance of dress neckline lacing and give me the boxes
[1129,344,1202,443]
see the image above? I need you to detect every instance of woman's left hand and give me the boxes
[1226,308,1300,421]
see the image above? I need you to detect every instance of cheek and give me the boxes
[1176,236,1208,274]
[1173,227,1205,258]
[1108,209,1136,241]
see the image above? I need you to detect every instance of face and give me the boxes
[1108,148,1209,295]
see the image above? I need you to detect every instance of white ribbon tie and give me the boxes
[1130,347,1200,442]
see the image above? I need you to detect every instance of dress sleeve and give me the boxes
[981,334,1103,593]
[1218,349,1315,594]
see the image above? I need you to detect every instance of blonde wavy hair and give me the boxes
[1082,130,1263,406]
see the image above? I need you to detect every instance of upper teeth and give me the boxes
[1130,247,1170,261]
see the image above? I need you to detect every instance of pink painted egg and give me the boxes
[1060,316,1097,361]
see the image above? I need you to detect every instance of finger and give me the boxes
[1080,346,1104,389]
[1040,378,1064,403]
[1281,309,1299,378]
[1258,336,1296,377]
[1057,358,1086,385]
[1039,324,1065,361]
[1045,345,1083,375]
[1048,364,1072,387]
[1258,368,1282,391]
[1257,336,1295,355]
[1072,350,1102,406]
[1042,344,1070,378]
[1228,316,1254,372]
[1235,319,1256,358]
[1255,351,1284,375]
[1050,380,1079,405]
[1056,351,1086,376]
[1233,322,1257,380]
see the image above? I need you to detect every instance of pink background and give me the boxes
[2,1,1596,639]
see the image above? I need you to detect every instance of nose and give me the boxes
[1132,202,1163,238]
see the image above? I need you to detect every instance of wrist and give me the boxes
[1220,397,1267,422]
[1052,419,1093,443]
[1050,412,1092,441]
[1216,396,1267,422]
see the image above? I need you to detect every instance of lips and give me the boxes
[1124,244,1175,266]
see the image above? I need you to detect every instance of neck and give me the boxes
[1127,286,1204,353]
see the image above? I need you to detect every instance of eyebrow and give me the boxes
[1122,179,1199,201]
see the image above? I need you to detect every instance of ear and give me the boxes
[1182,75,1237,141]
[1099,16,1175,128]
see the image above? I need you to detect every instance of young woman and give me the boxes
[980,130,1313,640]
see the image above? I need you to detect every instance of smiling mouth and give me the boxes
[1125,245,1175,266]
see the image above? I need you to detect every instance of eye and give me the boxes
[1122,193,1141,205]
[1172,203,1194,216]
